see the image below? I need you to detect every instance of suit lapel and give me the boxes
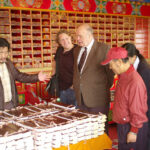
[75,46,82,74]
[81,41,97,74]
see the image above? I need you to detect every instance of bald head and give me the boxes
[78,24,93,34]
[76,24,94,47]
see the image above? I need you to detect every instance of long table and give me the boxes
[53,133,112,150]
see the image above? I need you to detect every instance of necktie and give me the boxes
[78,47,87,72]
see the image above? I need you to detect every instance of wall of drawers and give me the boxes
[2,8,149,73]
[0,7,149,105]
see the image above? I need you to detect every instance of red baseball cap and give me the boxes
[101,47,128,65]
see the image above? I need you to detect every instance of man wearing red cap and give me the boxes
[101,47,148,150]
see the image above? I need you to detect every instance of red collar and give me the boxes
[118,65,134,79]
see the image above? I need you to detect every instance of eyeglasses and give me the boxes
[0,51,9,56]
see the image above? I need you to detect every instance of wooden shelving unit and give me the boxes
[0,8,138,73]
[135,17,149,59]
[0,7,149,107]
[0,7,149,74]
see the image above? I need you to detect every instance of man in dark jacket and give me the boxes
[0,38,50,110]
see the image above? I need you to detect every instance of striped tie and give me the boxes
[78,47,87,72]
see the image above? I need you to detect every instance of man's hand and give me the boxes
[127,132,137,143]
[38,71,51,82]
[70,85,73,89]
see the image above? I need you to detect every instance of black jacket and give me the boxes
[137,60,150,118]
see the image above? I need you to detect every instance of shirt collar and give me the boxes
[118,65,134,79]
[0,63,6,67]
[86,38,94,50]
[133,56,140,70]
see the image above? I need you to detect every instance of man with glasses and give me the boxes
[0,38,50,110]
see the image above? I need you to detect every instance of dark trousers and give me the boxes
[76,95,110,134]
[60,88,76,106]
[117,122,148,150]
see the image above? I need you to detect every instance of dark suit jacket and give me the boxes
[137,59,150,148]
[0,59,39,110]
[137,60,150,117]
[73,40,114,108]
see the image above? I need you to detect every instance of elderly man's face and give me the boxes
[0,47,9,63]
[76,27,91,47]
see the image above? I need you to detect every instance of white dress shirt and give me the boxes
[133,56,140,70]
[77,39,94,73]
[0,63,12,102]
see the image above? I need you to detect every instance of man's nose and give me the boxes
[1,53,8,57]
[64,40,67,44]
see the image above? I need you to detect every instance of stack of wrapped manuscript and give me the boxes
[0,101,106,150]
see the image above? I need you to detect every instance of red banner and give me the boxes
[106,2,132,15]
[64,0,96,12]
[140,5,150,16]
[10,0,51,9]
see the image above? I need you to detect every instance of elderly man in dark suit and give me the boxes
[73,24,114,132]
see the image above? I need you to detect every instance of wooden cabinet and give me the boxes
[0,8,53,73]
[135,18,149,59]
[0,9,10,43]
[0,7,149,105]
[1,7,149,73]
